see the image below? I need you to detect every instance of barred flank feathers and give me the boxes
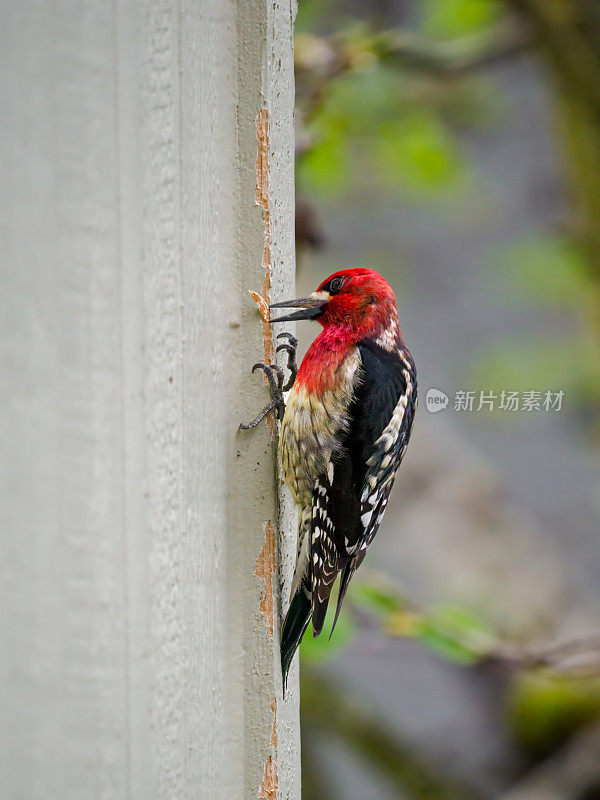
[310,470,339,636]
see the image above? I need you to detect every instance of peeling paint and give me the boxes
[254,105,273,360]
[253,106,277,436]
[249,289,270,324]
[255,106,270,214]
[253,105,284,797]
[255,520,276,637]
[257,698,278,800]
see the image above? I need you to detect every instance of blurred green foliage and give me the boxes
[507,672,600,757]
[498,237,595,309]
[471,335,600,410]
[375,113,463,191]
[294,0,507,203]
[298,61,467,199]
[423,0,499,39]
[410,605,498,665]
[471,236,600,410]
[301,576,499,666]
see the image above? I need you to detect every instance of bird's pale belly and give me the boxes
[279,385,332,508]
[279,378,354,509]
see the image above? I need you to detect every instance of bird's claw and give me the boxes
[252,362,285,394]
[239,363,285,429]
[276,332,298,391]
[239,332,299,430]
[277,331,298,348]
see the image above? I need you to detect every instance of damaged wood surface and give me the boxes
[258,699,279,800]
[251,95,296,799]
[252,105,277,435]
[254,107,275,357]
[255,520,277,638]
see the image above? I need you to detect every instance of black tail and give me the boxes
[281,586,312,694]
[329,560,354,639]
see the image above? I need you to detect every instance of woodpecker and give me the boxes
[241,268,417,688]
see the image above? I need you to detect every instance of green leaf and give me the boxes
[299,128,351,196]
[507,672,600,757]
[421,0,500,40]
[322,68,409,134]
[374,114,463,193]
[350,581,408,616]
[415,605,497,664]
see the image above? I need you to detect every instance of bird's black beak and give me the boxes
[268,295,327,323]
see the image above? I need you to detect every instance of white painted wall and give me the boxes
[0,1,299,798]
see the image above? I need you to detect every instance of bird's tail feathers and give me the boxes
[280,583,312,695]
[329,560,354,639]
[311,564,337,637]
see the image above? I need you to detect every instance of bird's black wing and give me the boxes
[352,340,417,551]
[310,340,417,635]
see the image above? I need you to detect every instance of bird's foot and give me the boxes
[239,363,286,430]
[239,333,298,430]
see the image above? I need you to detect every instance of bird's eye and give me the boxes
[328,276,346,294]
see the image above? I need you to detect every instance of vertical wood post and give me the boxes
[0,1,300,797]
